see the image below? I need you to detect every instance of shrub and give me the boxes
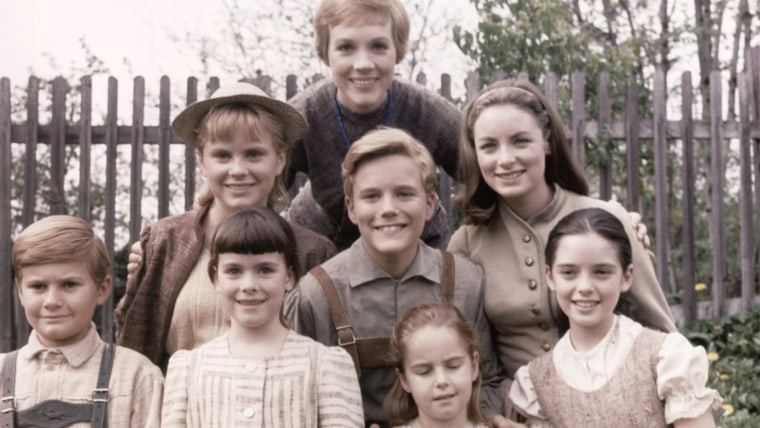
[681,305,760,427]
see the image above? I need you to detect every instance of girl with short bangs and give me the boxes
[162,208,363,427]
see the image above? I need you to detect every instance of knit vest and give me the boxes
[529,328,669,428]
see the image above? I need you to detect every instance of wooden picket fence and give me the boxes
[2,54,760,353]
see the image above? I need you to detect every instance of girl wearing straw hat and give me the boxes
[115,81,336,368]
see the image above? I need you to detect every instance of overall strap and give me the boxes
[1,351,18,428]
[439,250,456,304]
[311,266,360,376]
[91,343,114,428]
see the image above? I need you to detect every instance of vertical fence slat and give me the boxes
[543,73,557,113]
[158,76,171,219]
[23,77,39,227]
[0,78,13,352]
[709,71,726,317]
[416,71,427,86]
[465,72,479,102]
[598,72,611,200]
[208,77,220,96]
[738,73,755,311]
[752,47,760,285]
[285,74,298,100]
[50,77,67,215]
[78,76,92,222]
[653,69,670,294]
[625,85,641,212]
[439,73,452,226]
[681,73,697,322]
[571,73,586,169]
[184,77,198,212]
[102,77,118,342]
[14,77,38,347]
[129,77,145,245]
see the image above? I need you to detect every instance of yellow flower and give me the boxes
[695,283,707,292]
[707,352,720,362]
[713,325,722,331]
[723,403,735,416]
[719,374,729,381]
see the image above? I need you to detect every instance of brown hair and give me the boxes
[342,127,437,200]
[207,207,301,328]
[13,215,110,285]
[195,103,290,211]
[456,79,589,225]
[314,0,409,65]
[383,302,484,425]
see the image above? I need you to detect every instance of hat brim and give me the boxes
[171,91,308,149]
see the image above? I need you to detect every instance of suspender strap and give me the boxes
[312,251,457,374]
[91,343,114,428]
[1,351,18,428]
[311,266,361,376]
[439,250,455,304]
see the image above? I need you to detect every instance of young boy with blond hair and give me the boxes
[1,215,163,428]
[293,127,504,427]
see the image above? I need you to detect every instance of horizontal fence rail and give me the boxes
[2,56,759,352]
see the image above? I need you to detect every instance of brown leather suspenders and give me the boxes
[0,343,115,428]
[312,249,456,375]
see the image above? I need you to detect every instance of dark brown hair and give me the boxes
[207,207,301,327]
[456,79,589,225]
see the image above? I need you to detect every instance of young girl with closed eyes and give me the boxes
[509,208,722,427]
[384,303,489,428]
[161,207,363,427]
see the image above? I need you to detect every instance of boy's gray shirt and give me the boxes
[293,239,505,424]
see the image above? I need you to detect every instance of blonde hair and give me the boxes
[457,79,589,225]
[314,0,409,65]
[342,127,437,199]
[194,103,290,211]
[384,303,484,425]
[12,215,110,284]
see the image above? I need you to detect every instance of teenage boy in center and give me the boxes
[293,127,504,427]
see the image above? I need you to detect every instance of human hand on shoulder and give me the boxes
[126,241,143,279]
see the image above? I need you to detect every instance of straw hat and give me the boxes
[171,81,308,149]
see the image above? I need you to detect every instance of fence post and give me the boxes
[598,72,611,200]
[129,77,145,245]
[0,78,13,352]
[23,77,39,227]
[439,73,453,225]
[652,69,670,294]
[571,73,586,169]
[158,76,171,219]
[738,72,755,312]
[50,77,67,215]
[625,85,641,212]
[680,72,697,322]
[102,77,118,341]
[709,71,726,317]
[184,77,198,211]
[78,76,92,222]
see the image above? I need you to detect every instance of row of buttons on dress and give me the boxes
[524,233,551,353]
[242,362,258,418]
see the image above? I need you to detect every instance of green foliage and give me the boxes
[454,0,589,84]
[682,306,760,426]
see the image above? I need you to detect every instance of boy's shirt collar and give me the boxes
[346,239,440,288]
[19,322,101,368]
